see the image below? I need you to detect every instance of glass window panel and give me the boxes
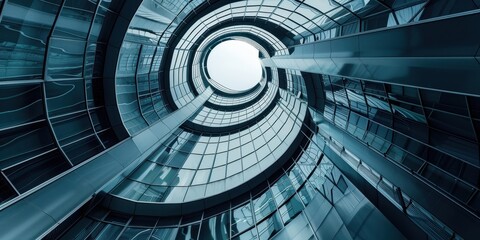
[192,169,210,185]
[0,84,44,129]
[47,38,85,79]
[139,185,168,202]
[0,173,17,204]
[183,154,202,169]
[0,122,55,170]
[198,212,229,240]
[177,169,195,186]
[91,224,123,240]
[111,180,147,200]
[279,194,303,224]
[4,150,70,193]
[0,0,59,80]
[53,1,95,40]
[175,224,199,240]
[151,228,177,240]
[210,166,226,182]
[303,0,339,12]
[253,190,276,222]
[62,135,103,165]
[231,202,254,236]
[184,185,206,202]
[118,227,152,240]
[227,161,242,177]
[257,212,282,240]
[298,182,316,205]
[199,154,215,169]
[271,175,295,206]
[231,228,256,240]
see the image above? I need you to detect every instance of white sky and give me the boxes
[207,40,262,91]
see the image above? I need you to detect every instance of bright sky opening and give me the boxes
[207,40,262,91]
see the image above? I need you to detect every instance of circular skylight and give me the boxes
[207,40,262,91]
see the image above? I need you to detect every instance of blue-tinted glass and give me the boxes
[199,212,229,240]
[257,212,282,240]
[253,190,276,222]
[231,202,254,236]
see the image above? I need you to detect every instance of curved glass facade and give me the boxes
[110,90,307,204]
[1,0,480,240]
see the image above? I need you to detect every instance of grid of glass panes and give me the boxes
[60,127,354,240]
[110,89,308,203]
[285,69,307,100]
[0,0,124,204]
[311,106,459,239]
[191,62,206,93]
[321,74,480,215]
[190,84,278,127]
[207,82,266,107]
[175,0,316,53]
[303,0,431,43]
[179,0,430,45]
[296,0,480,45]
[115,0,204,135]
[169,58,196,107]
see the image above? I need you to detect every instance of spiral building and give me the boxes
[1,0,480,239]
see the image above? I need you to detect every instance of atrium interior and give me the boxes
[0,0,480,239]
